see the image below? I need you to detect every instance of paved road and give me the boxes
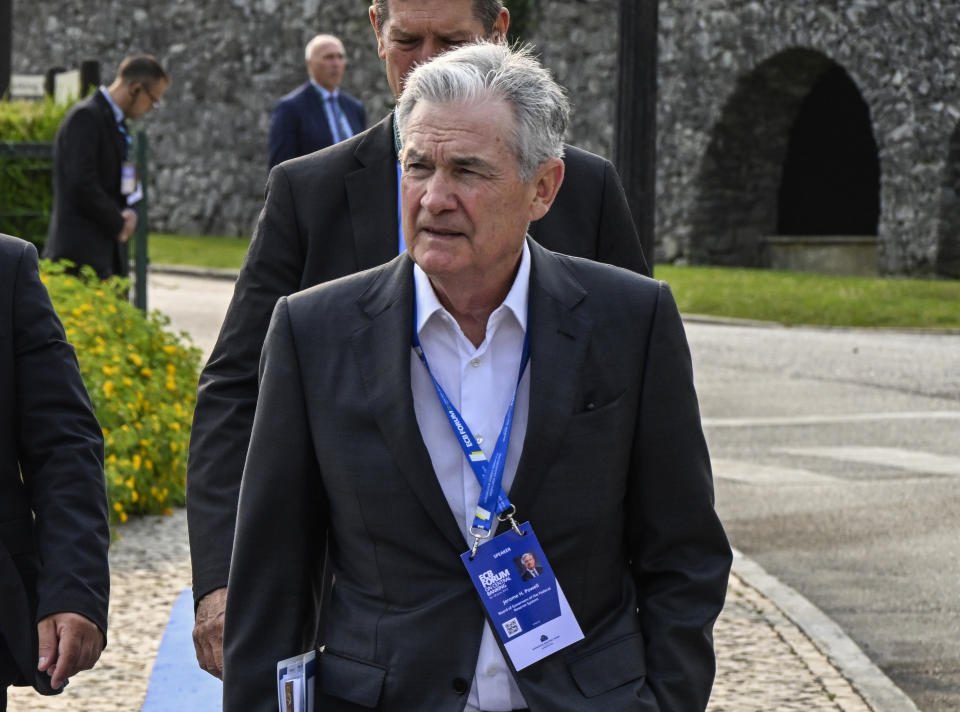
[139,272,953,710]
[689,320,960,712]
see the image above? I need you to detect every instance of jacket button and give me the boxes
[452,677,468,694]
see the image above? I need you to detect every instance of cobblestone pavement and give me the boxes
[7,510,873,711]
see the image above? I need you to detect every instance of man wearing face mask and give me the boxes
[187,0,650,680]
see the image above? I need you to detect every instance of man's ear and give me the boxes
[369,6,387,59]
[493,8,510,42]
[529,158,565,222]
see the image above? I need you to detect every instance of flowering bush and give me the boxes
[40,261,201,525]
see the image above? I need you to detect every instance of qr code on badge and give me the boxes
[502,617,522,638]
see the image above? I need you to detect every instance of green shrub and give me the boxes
[0,99,70,252]
[40,260,202,525]
[0,98,69,141]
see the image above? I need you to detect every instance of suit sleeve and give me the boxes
[186,165,307,605]
[222,297,326,712]
[13,242,110,636]
[268,100,299,169]
[58,109,124,239]
[627,282,731,710]
[596,157,650,277]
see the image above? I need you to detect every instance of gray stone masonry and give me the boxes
[12,1,960,275]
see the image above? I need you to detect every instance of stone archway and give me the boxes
[936,122,960,278]
[689,48,881,272]
[777,64,879,237]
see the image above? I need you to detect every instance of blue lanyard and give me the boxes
[412,301,529,553]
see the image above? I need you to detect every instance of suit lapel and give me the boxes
[345,114,400,271]
[350,256,467,553]
[508,241,592,518]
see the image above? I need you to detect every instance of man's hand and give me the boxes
[193,587,227,679]
[117,208,138,243]
[36,612,105,690]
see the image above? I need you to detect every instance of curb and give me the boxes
[731,549,920,712]
[682,312,960,335]
[148,264,240,281]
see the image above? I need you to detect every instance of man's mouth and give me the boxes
[420,226,465,239]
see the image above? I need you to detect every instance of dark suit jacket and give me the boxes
[268,83,366,169]
[0,234,110,695]
[187,113,650,606]
[223,240,730,711]
[44,90,129,279]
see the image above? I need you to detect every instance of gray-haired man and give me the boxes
[189,0,649,681]
[223,43,729,712]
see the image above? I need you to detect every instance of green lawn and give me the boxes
[149,233,250,270]
[656,264,960,330]
[147,234,959,329]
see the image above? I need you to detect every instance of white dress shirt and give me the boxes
[411,242,532,712]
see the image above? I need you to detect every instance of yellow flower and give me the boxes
[162,508,174,516]
[113,501,123,512]
[163,345,177,355]
[107,453,118,465]
[131,456,141,471]
[131,490,139,502]
[102,381,115,397]
[140,367,152,378]
[120,511,128,523]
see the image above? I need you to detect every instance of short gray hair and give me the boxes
[304,34,342,61]
[396,43,569,182]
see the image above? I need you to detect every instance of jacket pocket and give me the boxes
[316,648,386,709]
[568,632,646,698]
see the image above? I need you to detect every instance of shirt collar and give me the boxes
[311,80,337,100]
[413,239,531,339]
[99,85,125,124]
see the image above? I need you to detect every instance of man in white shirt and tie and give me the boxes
[267,33,366,168]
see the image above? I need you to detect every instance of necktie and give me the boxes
[326,93,352,143]
[118,119,132,158]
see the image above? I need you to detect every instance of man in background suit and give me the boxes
[223,43,729,711]
[268,34,366,169]
[43,55,170,279]
[188,0,650,678]
[0,234,110,710]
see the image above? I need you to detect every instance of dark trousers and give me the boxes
[1,684,6,711]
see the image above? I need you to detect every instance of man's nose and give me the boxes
[421,173,457,214]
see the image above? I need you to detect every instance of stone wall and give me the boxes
[531,0,960,276]
[12,0,395,237]
[653,0,960,275]
[12,0,960,276]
